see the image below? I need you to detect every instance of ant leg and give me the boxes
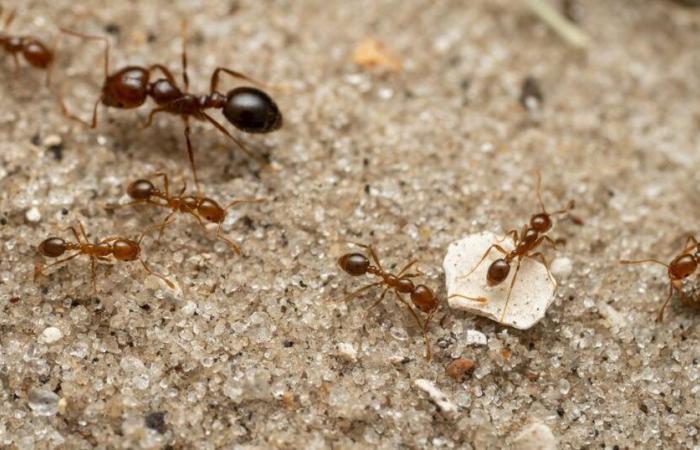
[148,64,176,84]
[448,293,488,303]
[550,200,575,216]
[59,29,110,76]
[497,229,519,245]
[58,93,100,128]
[222,198,267,212]
[397,259,417,277]
[681,236,699,253]
[656,283,675,322]
[139,258,175,289]
[78,222,90,243]
[458,244,509,280]
[137,217,177,244]
[91,256,98,295]
[534,171,546,213]
[180,20,190,93]
[40,251,82,271]
[181,117,201,194]
[367,286,391,312]
[3,8,16,30]
[541,235,558,249]
[149,172,171,197]
[209,67,265,93]
[342,281,383,303]
[155,211,177,243]
[200,112,269,166]
[619,258,669,268]
[213,221,241,255]
[142,106,169,129]
[528,251,556,286]
[351,243,385,272]
[67,225,82,244]
[11,53,19,73]
[500,258,523,321]
[394,291,431,361]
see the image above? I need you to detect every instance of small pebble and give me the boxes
[335,342,358,362]
[25,207,42,223]
[513,422,557,450]
[550,257,572,278]
[445,358,476,380]
[28,388,61,416]
[39,326,63,344]
[42,134,62,148]
[465,329,488,346]
[414,379,457,416]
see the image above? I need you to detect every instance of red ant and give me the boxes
[338,243,438,360]
[621,236,700,322]
[35,221,174,293]
[58,24,282,190]
[449,174,574,321]
[0,8,54,84]
[118,173,264,255]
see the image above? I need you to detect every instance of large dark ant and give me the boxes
[58,24,282,190]
[449,174,574,321]
[35,221,174,293]
[338,243,438,360]
[119,172,264,255]
[621,236,700,322]
[0,8,54,83]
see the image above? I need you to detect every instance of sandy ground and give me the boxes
[1,0,699,448]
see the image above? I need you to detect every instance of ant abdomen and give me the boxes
[23,38,53,68]
[338,253,369,276]
[411,285,435,313]
[39,237,67,257]
[669,254,697,280]
[127,179,156,200]
[112,239,140,261]
[223,86,282,133]
[487,259,510,286]
[197,198,225,223]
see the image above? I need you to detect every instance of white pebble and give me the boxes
[28,388,60,416]
[335,342,358,362]
[39,327,63,344]
[42,134,62,148]
[513,422,557,450]
[25,207,42,223]
[414,379,457,416]
[550,257,573,278]
[444,232,557,329]
[465,329,488,346]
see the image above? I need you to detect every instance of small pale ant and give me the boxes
[338,243,438,360]
[449,173,574,320]
[118,172,264,255]
[58,23,282,190]
[0,8,54,84]
[621,236,700,322]
[35,221,174,293]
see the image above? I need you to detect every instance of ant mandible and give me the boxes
[35,221,174,293]
[449,173,574,321]
[120,173,264,255]
[338,243,439,361]
[58,23,282,190]
[621,236,700,322]
[0,8,54,84]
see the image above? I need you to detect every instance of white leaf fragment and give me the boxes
[414,379,457,416]
[444,232,557,329]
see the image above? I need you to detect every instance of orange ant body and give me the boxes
[59,25,282,189]
[0,9,54,83]
[450,174,573,320]
[121,173,264,255]
[621,236,700,322]
[36,222,174,293]
[338,244,438,360]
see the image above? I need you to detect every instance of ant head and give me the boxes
[23,39,53,69]
[127,179,155,200]
[486,258,510,286]
[102,67,149,108]
[39,237,66,257]
[669,254,697,281]
[338,253,369,276]
[530,213,552,232]
[223,86,282,133]
[112,239,139,261]
[197,198,225,223]
[410,284,436,313]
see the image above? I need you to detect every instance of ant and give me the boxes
[35,221,174,293]
[0,8,54,84]
[449,173,574,321]
[338,243,438,360]
[58,24,282,190]
[621,236,700,322]
[118,173,264,255]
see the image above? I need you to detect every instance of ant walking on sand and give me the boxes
[118,173,264,255]
[0,8,54,83]
[58,23,282,190]
[621,236,700,322]
[449,173,574,321]
[338,243,438,360]
[35,221,174,293]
